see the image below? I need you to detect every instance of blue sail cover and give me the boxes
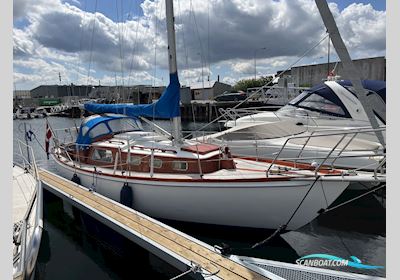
[85,73,181,119]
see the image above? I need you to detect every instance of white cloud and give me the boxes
[222,76,237,85]
[231,61,254,74]
[13,0,385,90]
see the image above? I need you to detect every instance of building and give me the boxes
[291,56,386,87]
[30,85,93,99]
[191,81,232,101]
[180,87,191,105]
[13,90,38,108]
[13,90,31,99]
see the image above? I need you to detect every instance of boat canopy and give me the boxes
[338,80,386,101]
[84,73,181,119]
[287,80,386,119]
[76,114,143,146]
[288,83,351,118]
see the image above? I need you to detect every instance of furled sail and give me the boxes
[84,73,180,119]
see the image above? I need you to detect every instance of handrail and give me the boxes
[374,157,386,179]
[14,139,43,279]
[265,127,386,176]
[314,134,347,175]
[16,140,39,180]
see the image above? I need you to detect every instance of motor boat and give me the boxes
[14,108,31,120]
[13,142,43,280]
[199,119,385,171]
[32,107,49,118]
[224,80,386,143]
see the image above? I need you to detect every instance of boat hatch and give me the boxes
[181,143,221,154]
[76,114,143,146]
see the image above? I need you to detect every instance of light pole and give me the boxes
[254,47,267,80]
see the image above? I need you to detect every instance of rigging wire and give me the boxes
[207,0,211,81]
[189,0,206,87]
[127,0,141,87]
[151,0,162,103]
[85,0,99,95]
[115,0,126,95]
[75,0,89,88]
[176,0,190,86]
[184,33,330,139]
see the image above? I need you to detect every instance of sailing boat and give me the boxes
[51,0,384,231]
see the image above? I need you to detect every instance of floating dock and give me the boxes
[39,169,270,280]
[39,169,384,280]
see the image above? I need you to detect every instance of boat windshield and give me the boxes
[77,114,143,145]
[284,85,350,118]
[107,118,143,133]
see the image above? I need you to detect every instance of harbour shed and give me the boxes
[191,81,232,101]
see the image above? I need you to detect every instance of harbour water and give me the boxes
[13,117,386,279]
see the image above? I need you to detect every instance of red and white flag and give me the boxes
[45,120,52,159]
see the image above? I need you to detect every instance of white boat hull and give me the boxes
[53,159,349,231]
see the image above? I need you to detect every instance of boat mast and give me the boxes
[315,0,386,148]
[165,0,182,143]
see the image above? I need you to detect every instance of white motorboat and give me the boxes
[198,119,385,170]
[15,108,31,120]
[32,107,49,118]
[13,141,43,280]
[224,79,386,143]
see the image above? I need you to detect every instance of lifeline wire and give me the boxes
[184,33,330,139]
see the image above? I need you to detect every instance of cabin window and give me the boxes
[172,161,188,171]
[153,158,162,169]
[89,123,110,138]
[297,93,346,116]
[107,118,143,133]
[92,149,113,163]
[129,155,142,166]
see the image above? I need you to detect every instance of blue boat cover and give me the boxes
[84,72,181,119]
[76,114,142,146]
[337,80,386,101]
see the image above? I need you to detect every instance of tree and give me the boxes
[233,76,273,92]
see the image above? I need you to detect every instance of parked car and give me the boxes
[214,91,247,102]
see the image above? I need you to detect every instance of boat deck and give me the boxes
[39,168,384,280]
[13,165,36,223]
[39,169,270,280]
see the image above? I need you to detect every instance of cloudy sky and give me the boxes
[13,0,386,90]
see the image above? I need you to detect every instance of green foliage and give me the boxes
[233,76,273,92]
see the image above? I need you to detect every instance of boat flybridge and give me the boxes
[51,0,384,232]
[224,80,386,142]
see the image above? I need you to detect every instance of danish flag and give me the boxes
[45,120,52,159]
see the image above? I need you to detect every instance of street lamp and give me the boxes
[254,47,267,80]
